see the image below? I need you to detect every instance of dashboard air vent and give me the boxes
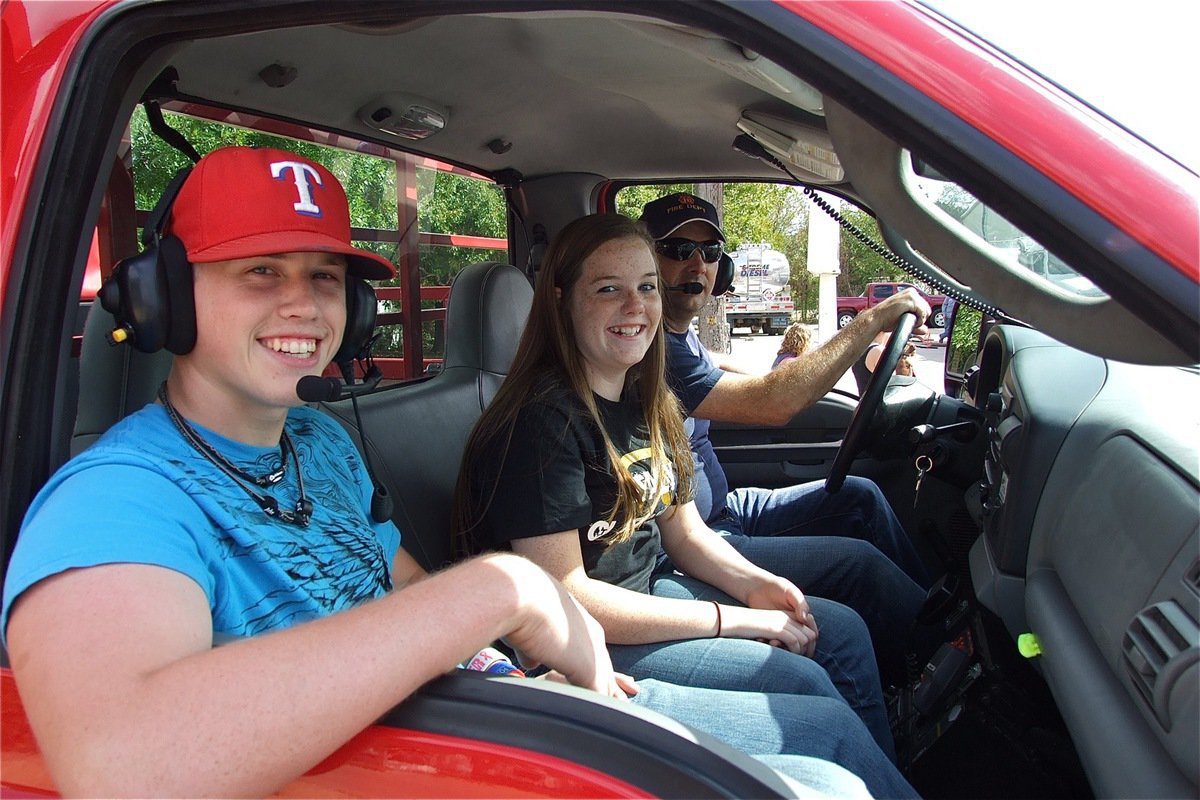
[1184,558,1200,598]
[1122,601,1199,730]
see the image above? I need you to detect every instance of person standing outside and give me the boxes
[939,295,957,344]
[773,322,813,369]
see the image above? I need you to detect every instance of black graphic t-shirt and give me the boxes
[472,384,680,592]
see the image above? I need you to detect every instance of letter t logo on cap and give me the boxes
[270,160,324,217]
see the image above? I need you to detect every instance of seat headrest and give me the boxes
[72,301,174,454]
[443,262,533,374]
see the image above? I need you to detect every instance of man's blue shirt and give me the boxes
[665,327,729,522]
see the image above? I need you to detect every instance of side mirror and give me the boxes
[943,305,984,399]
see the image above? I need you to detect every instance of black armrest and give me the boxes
[382,671,800,799]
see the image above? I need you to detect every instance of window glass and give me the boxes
[915,177,1107,299]
[946,305,983,378]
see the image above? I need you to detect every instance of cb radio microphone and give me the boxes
[296,365,384,403]
[668,283,704,294]
[295,364,394,524]
[732,133,787,171]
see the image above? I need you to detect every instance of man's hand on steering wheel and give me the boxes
[826,311,920,492]
[875,289,931,338]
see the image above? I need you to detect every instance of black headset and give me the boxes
[712,253,736,297]
[99,166,378,363]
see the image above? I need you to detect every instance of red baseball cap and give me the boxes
[166,146,396,280]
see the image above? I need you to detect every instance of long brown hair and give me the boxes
[452,214,693,556]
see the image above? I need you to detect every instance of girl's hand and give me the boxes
[717,604,818,657]
[740,578,819,656]
[745,578,814,625]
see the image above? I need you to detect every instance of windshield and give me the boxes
[923,1,1199,174]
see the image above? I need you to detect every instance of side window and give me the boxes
[413,163,507,370]
[127,107,508,379]
[872,284,894,299]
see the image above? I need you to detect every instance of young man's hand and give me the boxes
[538,668,639,701]
[492,554,627,698]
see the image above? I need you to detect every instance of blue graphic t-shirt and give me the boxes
[2,404,400,642]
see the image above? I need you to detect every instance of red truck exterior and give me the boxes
[836,282,945,329]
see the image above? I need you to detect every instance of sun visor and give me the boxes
[737,112,844,182]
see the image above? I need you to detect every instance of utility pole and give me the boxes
[807,191,841,344]
[694,183,731,353]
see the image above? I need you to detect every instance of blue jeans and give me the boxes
[721,477,929,586]
[715,478,938,680]
[613,571,894,762]
[631,679,918,799]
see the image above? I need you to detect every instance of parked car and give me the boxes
[2,1,1196,798]
[837,283,947,330]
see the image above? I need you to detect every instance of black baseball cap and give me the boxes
[640,193,725,241]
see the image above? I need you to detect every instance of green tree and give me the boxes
[128,109,392,217]
[419,169,506,238]
[614,184,695,219]
[836,206,902,296]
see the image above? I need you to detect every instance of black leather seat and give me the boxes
[72,302,173,455]
[320,261,533,572]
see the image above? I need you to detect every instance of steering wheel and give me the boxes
[826,312,918,492]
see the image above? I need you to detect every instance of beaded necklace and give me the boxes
[158,383,313,526]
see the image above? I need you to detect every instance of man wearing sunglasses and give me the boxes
[641,193,938,684]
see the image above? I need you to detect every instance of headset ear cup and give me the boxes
[97,164,197,355]
[333,278,378,364]
[712,253,735,296]
[99,249,168,353]
[158,235,196,355]
[98,235,194,355]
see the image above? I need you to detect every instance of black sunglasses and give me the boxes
[655,238,724,263]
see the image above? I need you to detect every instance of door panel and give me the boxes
[710,391,856,490]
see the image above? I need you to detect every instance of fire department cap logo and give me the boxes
[640,192,725,242]
[166,146,395,279]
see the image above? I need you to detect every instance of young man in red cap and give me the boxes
[1,148,890,799]
[1,147,624,796]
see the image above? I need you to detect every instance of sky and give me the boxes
[924,0,1200,174]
